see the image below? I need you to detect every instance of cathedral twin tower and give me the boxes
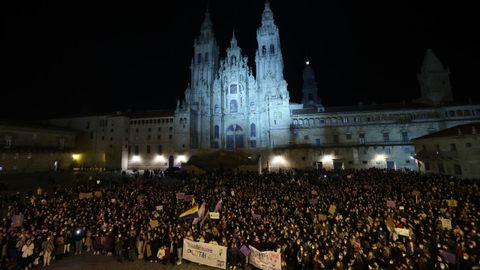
[176,1,293,150]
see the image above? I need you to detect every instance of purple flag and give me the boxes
[309,198,318,205]
[271,199,277,205]
[440,251,456,264]
[12,214,24,228]
[214,199,222,212]
[176,193,185,200]
[252,213,262,220]
[387,200,396,208]
[240,245,250,256]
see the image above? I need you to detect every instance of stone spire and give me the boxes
[230,30,237,48]
[261,0,274,25]
[201,8,212,30]
[255,0,285,83]
[417,49,453,105]
[227,31,241,65]
[421,49,445,73]
[301,59,322,108]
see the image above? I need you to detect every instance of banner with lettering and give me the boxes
[79,192,93,199]
[183,239,227,269]
[248,245,281,270]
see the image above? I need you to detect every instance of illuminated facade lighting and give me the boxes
[154,155,166,163]
[321,155,334,162]
[271,155,287,165]
[177,155,187,163]
[131,155,141,162]
[72,154,81,161]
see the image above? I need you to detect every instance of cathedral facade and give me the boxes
[175,2,291,151]
[43,2,480,175]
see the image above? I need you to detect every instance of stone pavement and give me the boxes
[47,253,223,270]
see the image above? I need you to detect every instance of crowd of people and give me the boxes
[0,168,479,270]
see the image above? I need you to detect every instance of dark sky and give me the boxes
[3,0,479,120]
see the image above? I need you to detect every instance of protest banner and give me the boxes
[395,228,410,237]
[209,212,220,219]
[176,192,185,200]
[240,245,250,256]
[94,191,102,198]
[79,192,93,200]
[441,218,452,230]
[411,190,420,196]
[248,245,281,270]
[328,205,336,215]
[12,214,24,228]
[252,213,262,220]
[184,194,194,201]
[156,205,163,211]
[149,219,159,228]
[447,199,458,207]
[319,214,327,221]
[309,198,318,205]
[386,200,396,208]
[183,239,227,269]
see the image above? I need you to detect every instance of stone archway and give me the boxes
[226,124,244,150]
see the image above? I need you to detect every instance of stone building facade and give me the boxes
[44,2,480,172]
[412,123,480,179]
[0,122,77,173]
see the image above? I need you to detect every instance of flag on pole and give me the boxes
[179,204,199,219]
[200,210,210,226]
[214,199,222,212]
[193,203,206,225]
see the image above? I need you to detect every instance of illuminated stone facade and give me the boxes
[46,2,480,172]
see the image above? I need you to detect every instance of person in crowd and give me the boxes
[0,168,478,269]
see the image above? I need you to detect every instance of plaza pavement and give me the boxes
[47,253,234,270]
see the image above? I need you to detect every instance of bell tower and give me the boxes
[417,49,453,105]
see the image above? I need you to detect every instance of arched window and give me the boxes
[197,53,202,64]
[214,125,219,139]
[250,123,256,137]
[262,46,267,56]
[230,84,237,94]
[270,44,275,55]
[214,104,220,114]
[204,52,208,63]
[230,100,238,113]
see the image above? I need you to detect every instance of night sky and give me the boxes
[3,0,479,120]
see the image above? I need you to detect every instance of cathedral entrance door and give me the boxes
[226,124,244,150]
